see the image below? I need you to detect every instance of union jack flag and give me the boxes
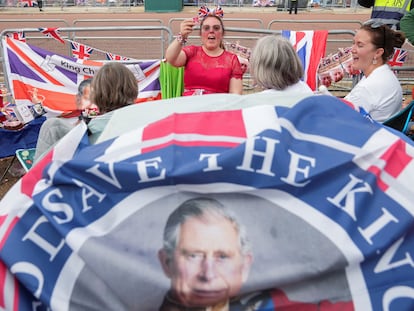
[7,32,26,43]
[198,5,210,18]
[38,27,65,44]
[211,5,224,18]
[198,5,224,19]
[20,0,37,6]
[388,48,408,67]
[105,52,130,61]
[282,30,328,91]
[70,41,94,60]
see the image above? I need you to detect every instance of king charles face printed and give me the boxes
[159,211,252,307]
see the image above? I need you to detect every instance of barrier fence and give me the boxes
[0,0,359,10]
[0,0,242,9]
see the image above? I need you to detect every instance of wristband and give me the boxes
[176,32,187,45]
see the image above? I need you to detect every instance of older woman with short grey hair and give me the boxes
[250,35,313,95]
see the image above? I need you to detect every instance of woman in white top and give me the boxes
[249,35,313,103]
[345,22,406,122]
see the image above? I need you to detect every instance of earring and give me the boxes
[372,58,377,65]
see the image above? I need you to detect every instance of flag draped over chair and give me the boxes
[2,37,162,115]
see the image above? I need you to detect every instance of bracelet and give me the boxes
[176,32,187,45]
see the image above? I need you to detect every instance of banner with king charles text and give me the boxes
[2,37,161,116]
[1,94,414,311]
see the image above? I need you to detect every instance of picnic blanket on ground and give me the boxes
[1,94,414,311]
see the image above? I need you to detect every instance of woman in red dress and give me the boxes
[165,7,243,96]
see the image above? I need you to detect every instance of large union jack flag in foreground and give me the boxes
[1,93,414,311]
[282,30,328,91]
[2,37,161,115]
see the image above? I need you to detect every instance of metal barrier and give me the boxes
[392,66,414,96]
[0,0,138,9]
[1,25,172,57]
[267,19,363,30]
[0,18,70,29]
[168,18,265,35]
[0,25,173,87]
[71,19,168,59]
[0,0,269,9]
[72,19,164,27]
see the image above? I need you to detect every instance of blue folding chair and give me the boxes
[382,100,414,135]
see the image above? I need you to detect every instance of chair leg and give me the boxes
[0,156,17,184]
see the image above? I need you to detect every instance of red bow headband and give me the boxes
[198,5,224,20]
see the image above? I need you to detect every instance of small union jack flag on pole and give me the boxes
[38,27,65,44]
[7,31,26,42]
[0,102,17,119]
[70,41,94,60]
[105,52,130,61]
[388,48,408,67]
[20,0,38,6]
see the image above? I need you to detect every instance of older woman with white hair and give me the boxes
[249,35,313,97]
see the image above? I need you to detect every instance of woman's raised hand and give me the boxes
[180,19,196,38]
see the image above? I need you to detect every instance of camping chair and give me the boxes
[382,100,414,135]
[0,155,17,183]
[15,148,36,172]
[0,148,34,183]
[159,61,184,99]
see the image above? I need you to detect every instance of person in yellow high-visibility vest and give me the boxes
[358,0,414,29]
